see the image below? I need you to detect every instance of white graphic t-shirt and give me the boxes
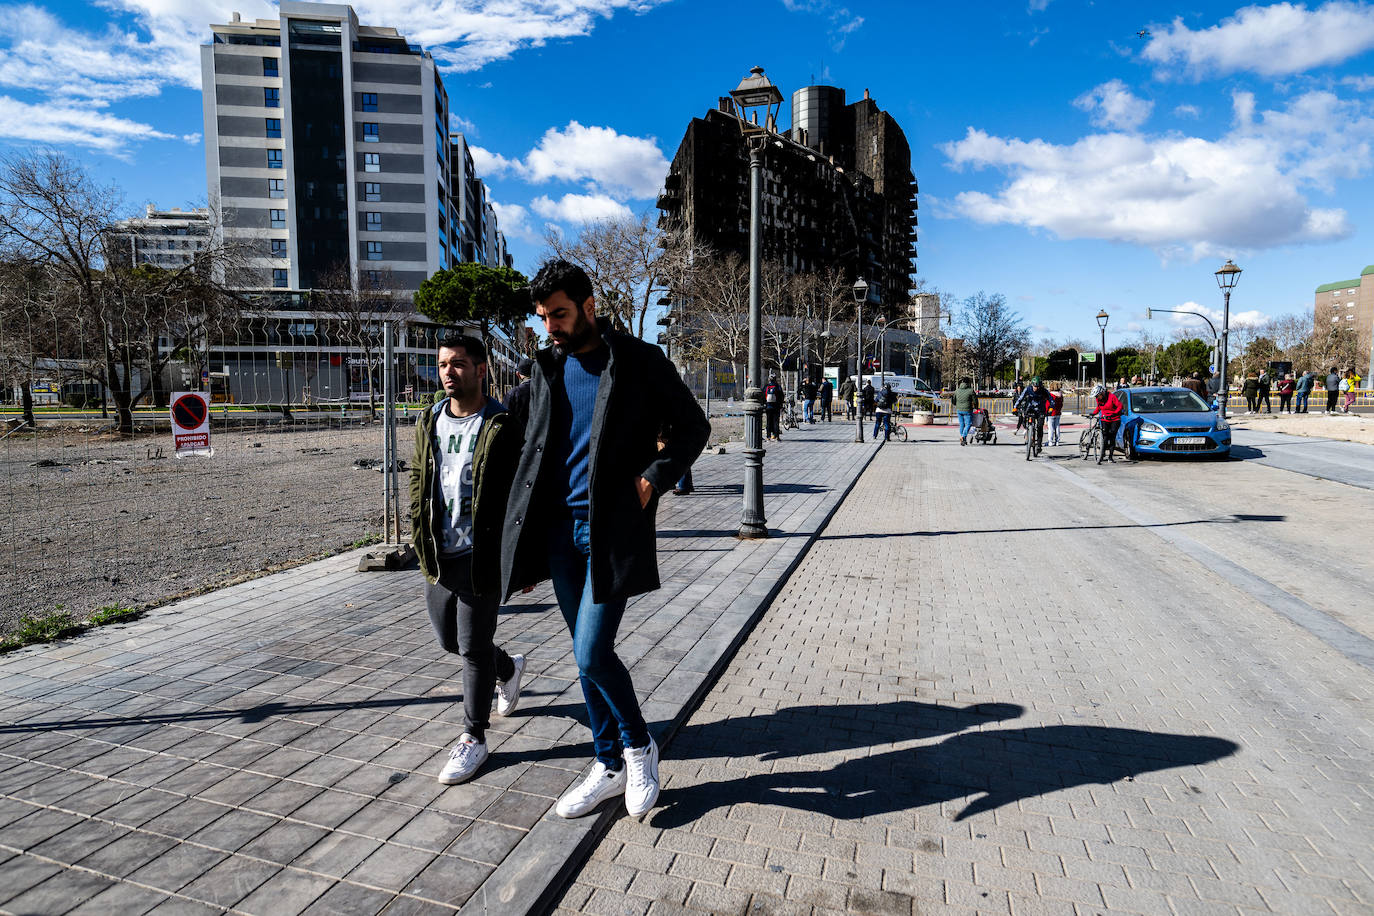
[433,405,484,557]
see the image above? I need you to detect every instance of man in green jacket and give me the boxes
[953,378,978,445]
[410,333,525,786]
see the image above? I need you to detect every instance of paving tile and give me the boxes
[346,843,440,893]
[178,854,283,908]
[234,868,336,915]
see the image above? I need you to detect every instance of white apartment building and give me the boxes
[201,2,454,293]
[110,206,212,270]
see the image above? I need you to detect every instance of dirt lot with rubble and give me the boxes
[1,413,744,637]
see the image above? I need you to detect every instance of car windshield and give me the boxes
[1128,390,1211,413]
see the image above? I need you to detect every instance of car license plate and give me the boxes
[1174,436,1207,445]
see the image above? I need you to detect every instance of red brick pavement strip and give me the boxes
[553,433,1373,916]
[0,422,879,916]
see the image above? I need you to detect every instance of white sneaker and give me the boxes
[555,761,626,818]
[624,738,660,818]
[438,733,487,785]
[494,654,525,717]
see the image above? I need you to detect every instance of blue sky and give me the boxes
[4,0,1374,349]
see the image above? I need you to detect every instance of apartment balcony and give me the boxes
[656,187,681,209]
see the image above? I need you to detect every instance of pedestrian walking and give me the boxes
[1242,372,1260,414]
[838,376,855,420]
[1257,370,1272,413]
[1046,382,1064,446]
[799,377,817,424]
[872,383,896,441]
[1342,370,1360,412]
[410,334,526,786]
[819,378,833,422]
[953,377,978,445]
[861,380,876,419]
[1182,371,1208,401]
[1295,370,1313,413]
[763,374,784,440]
[1276,373,1295,413]
[1011,381,1026,434]
[1325,367,1341,412]
[502,259,710,820]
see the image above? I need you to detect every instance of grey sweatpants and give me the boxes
[424,555,516,741]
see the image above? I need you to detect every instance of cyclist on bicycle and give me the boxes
[1013,377,1051,450]
[1088,383,1125,463]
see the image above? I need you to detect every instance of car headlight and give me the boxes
[1214,416,1229,431]
[1140,421,1165,434]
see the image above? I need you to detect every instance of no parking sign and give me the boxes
[170,391,213,458]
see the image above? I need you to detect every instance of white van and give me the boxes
[850,373,933,395]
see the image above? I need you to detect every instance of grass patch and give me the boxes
[1,603,144,653]
[348,533,383,551]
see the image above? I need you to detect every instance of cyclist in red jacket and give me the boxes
[1088,383,1125,463]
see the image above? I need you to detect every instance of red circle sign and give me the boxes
[172,394,207,430]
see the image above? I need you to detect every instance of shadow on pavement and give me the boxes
[0,695,585,733]
[688,483,830,496]
[651,700,1238,826]
[815,513,1284,540]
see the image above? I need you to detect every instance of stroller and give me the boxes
[968,408,996,445]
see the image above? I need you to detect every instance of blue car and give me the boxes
[1116,386,1231,458]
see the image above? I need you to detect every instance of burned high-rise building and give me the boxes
[657,73,918,313]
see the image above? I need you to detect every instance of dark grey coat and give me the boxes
[500,318,711,603]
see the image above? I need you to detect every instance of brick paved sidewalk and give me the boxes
[557,435,1373,915]
[0,422,877,915]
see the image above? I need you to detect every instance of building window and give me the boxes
[268,178,285,199]
[267,149,283,169]
[365,212,382,231]
[365,241,383,260]
[264,87,280,107]
[270,209,286,229]
[364,182,381,201]
[364,153,380,172]
[360,92,378,112]
[263,57,279,76]
[270,239,287,256]
[365,270,383,287]
[272,268,288,288]
[265,118,281,138]
[362,122,380,142]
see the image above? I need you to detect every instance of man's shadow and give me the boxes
[652,701,1238,826]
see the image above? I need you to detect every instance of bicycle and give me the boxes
[1024,412,1044,460]
[1078,414,1102,461]
[782,398,801,430]
[890,420,908,442]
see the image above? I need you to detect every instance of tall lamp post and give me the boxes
[853,278,868,442]
[1096,310,1109,387]
[1146,307,1219,386]
[731,66,783,540]
[1214,259,1242,420]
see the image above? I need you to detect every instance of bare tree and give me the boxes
[954,291,1030,387]
[543,212,665,340]
[312,262,403,419]
[0,151,245,435]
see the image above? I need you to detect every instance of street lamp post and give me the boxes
[730,66,783,540]
[1146,307,1219,387]
[853,278,868,442]
[1214,259,1242,420]
[1096,310,1109,387]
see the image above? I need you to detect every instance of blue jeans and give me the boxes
[872,412,891,440]
[802,399,814,423]
[1296,392,1309,412]
[546,518,649,768]
[957,411,973,437]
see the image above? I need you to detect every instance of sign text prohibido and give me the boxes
[170,392,213,458]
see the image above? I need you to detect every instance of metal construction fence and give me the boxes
[0,312,524,637]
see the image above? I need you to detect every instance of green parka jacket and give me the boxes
[409,396,521,593]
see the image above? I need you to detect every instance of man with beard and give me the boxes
[409,334,525,785]
[502,260,709,820]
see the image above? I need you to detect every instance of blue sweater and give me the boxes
[553,347,608,520]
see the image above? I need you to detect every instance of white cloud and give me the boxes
[1073,80,1153,130]
[1142,2,1374,80]
[469,144,520,180]
[1342,74,1374,90]
[0,95,197,155]
[940,89,1374,257]
[531,193,633,223]
[490,200,536,241]
[1028,0,1052,11]
[780,0,863,49]
[1174,103,1201,118]
[521,122,667,198]
[477,122,667,200]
